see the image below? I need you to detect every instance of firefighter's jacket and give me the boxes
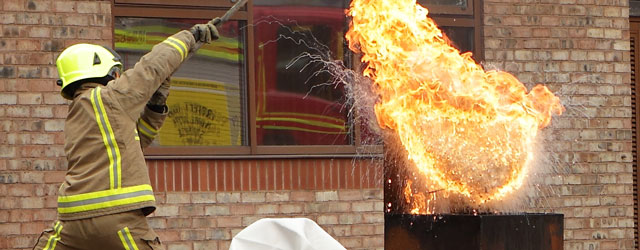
[57,31,196,220]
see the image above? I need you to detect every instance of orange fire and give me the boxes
[346,0,564,212]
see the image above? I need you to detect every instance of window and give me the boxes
[252,0,351,146]
[112,0,482,156]
[115,17,248,147]
[418,0,483,61]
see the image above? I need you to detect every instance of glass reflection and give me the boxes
[254,0,352,145]
[114,17,247,146]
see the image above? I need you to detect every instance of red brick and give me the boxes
[182,161,192,191]
[194,241,218,250]
[229,204,255,215]
[198,160,207,191]
[76,2,99,14]
[28,53,52,65]
[101,28,113,40]
[279,204,303,214]
[291,190,314,201]
[156,230,181,242]
[0,210,8,223]
[217,217,242,227]
[291,161,300,189]
[218,241,231,250]
[20,221,46,234]
[20,196,44,208]
[0,13,17,24]
[64,15,89,26]
[17,93,41,104]
[338,237,362,248]
[4,0,25,11]
[14,15,38,28]
[26,0,50,12]
[248,161,257,191]
[41,14,64,26]
[100,2,111,14]
[352,224,376,236]
[167,161,176,192]
[0,223,20,235]
[53,1,75,12]
[30,79,56,92]
[147,161,157,191]
[188,161,199,192]
[27,26,49,38]
[226,161,238,191]
[263,161,276,190]
[215,161,224,191]
[275,160,284,190]
[7,184,35,197]
[77,27,101,39]
[282,161,292,190]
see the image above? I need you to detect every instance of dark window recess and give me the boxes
[441,26,474,54]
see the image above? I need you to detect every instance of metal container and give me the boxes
[385,213,564,250]
[383,154,564,250]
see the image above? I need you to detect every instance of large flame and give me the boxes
[346,0,564,210]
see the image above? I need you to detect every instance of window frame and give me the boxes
[112,0,481,157]
[419,0,475,16]
[428,0,484,62]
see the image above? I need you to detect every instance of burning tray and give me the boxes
[385,213,563,250]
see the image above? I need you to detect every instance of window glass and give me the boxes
[418,0,468,8]
[253,0,352,145]
[114,17,247,146]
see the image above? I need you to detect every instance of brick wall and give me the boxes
[484,0,635,249]
[0,2,384,250]
[145,159,384,250]
[1,0,114,249]
[3,0,638,249]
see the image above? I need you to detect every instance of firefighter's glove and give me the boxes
[190,18,220,44]
[148,81,170,107]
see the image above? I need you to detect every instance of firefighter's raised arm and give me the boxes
[108,19,220,120]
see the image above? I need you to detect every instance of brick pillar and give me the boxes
[484,1,634,249]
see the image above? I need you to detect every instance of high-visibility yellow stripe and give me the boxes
[125,227,140,250]
[139,118,158,133]
[57,184,155,214]
[137,127,154,138]
[118,230,130,250]
[91,88,122,189]
[134,128,140,141]
[43,221,62,250]
[137,119,157,139]
[168,37,188,59]
[58,195,156,214]
[162,41,184,60]
[118,227,140,250]
[58,184,153,202]
[162,37,188,61]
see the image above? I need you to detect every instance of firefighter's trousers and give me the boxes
[33,209,164,250]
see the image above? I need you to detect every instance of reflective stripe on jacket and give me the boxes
[58,31,195,220]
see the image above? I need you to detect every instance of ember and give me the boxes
[346,0,564,212]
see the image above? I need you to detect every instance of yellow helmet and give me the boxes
[55,44,123,99]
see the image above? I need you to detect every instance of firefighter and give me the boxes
[33,19,220,250]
